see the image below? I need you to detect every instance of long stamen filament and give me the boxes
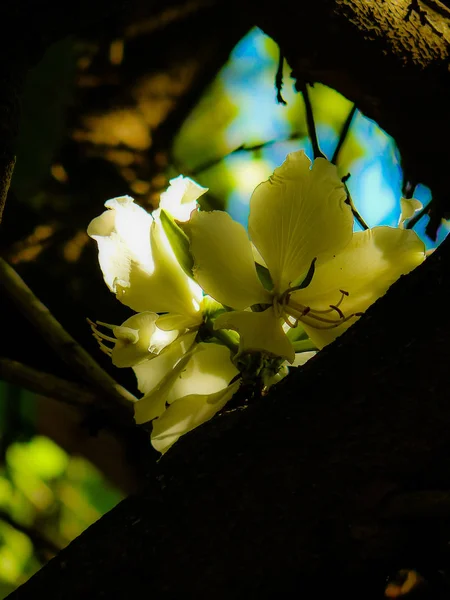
[87,318,118,351]
[279,288,359,330]
[285,304,344,325]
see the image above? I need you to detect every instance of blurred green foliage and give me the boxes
[0,435,122,596]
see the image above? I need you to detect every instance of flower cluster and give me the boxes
[88,151,425,453]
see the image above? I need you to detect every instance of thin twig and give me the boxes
[332,105,357,165]
[187,132,304,177]
[298,81,325,160]
[406,199,433,229]
[275,50,287,105]
[402,179,417,199]
[0,258,137,405]
[0,357,129,411]
[0,358,134,437]
[341,176,369,230]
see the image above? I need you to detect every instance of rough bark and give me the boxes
[8,210,450,599]
[3,0,450,598]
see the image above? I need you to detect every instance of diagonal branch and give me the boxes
[0,258,137,406]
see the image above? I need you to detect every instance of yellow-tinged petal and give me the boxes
[116,219,202,315]
[185,210,270,309]
[157,175,207,222]
[166,342,239,404]
[292,226,425,348]
[156,313,202,331]
[151,380,240,454]
[292,351,317,366]
[111,312,158,368]
[398,198,422,229]
[88,196,201,315]
[134,336,196,425]
[134,353,194,424]
[249,151,353,292]
[215,307,295,362]
[87,196,153,292]
[132,332,197,395]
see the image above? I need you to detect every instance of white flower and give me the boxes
[133,337,239,454]
[184,151,426,358]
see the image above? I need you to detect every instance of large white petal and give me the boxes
[88,196,153,292]
[151,380,240,454]
[165,342,239,404]
[249,151,353,292]
[88,196,201,316]
[292,226,425,348]
[133,333,197,424]
[132,331,197,395]
[215,307,295,363]
[116,219,202,315]
[157,175,208,222]
[185,210,270,309]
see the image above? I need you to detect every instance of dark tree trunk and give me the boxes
[3,0,450,598]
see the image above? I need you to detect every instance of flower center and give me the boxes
[275,288,363,330]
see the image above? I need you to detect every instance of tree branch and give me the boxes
[0,258,136,406]
[0,358,100,407]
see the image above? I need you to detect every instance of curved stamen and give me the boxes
[305,289,347,314]
[279,287,361,330]
[87,318,118,353]
[287,305,360,329]
[283,314,298,328]
[285,304,344,325]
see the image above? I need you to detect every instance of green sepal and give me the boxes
[255,262,274,291]
[290,257,317,290]
[160,209,194,278]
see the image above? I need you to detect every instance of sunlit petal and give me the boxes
[132,332,197,395]
[185,210,270,309]
[157,175,208,222]
[134,353,193,424]
[166,342,239,404]
[151,380,240,454]
[292,351,317,366]
[111,312,158,368]
[116,220,202,315]
[249,151,353,292]
[398,198,422,229]
[215,307,295,362]
[87,196,153,292]
[293,226,425,348]
[89,196,201,316]
[156,313,202,331]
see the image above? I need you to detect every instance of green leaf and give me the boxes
[160,209,194,278]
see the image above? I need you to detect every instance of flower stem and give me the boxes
[332,104,356,165]
[298,81,325,160]
[203,315,239,354]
